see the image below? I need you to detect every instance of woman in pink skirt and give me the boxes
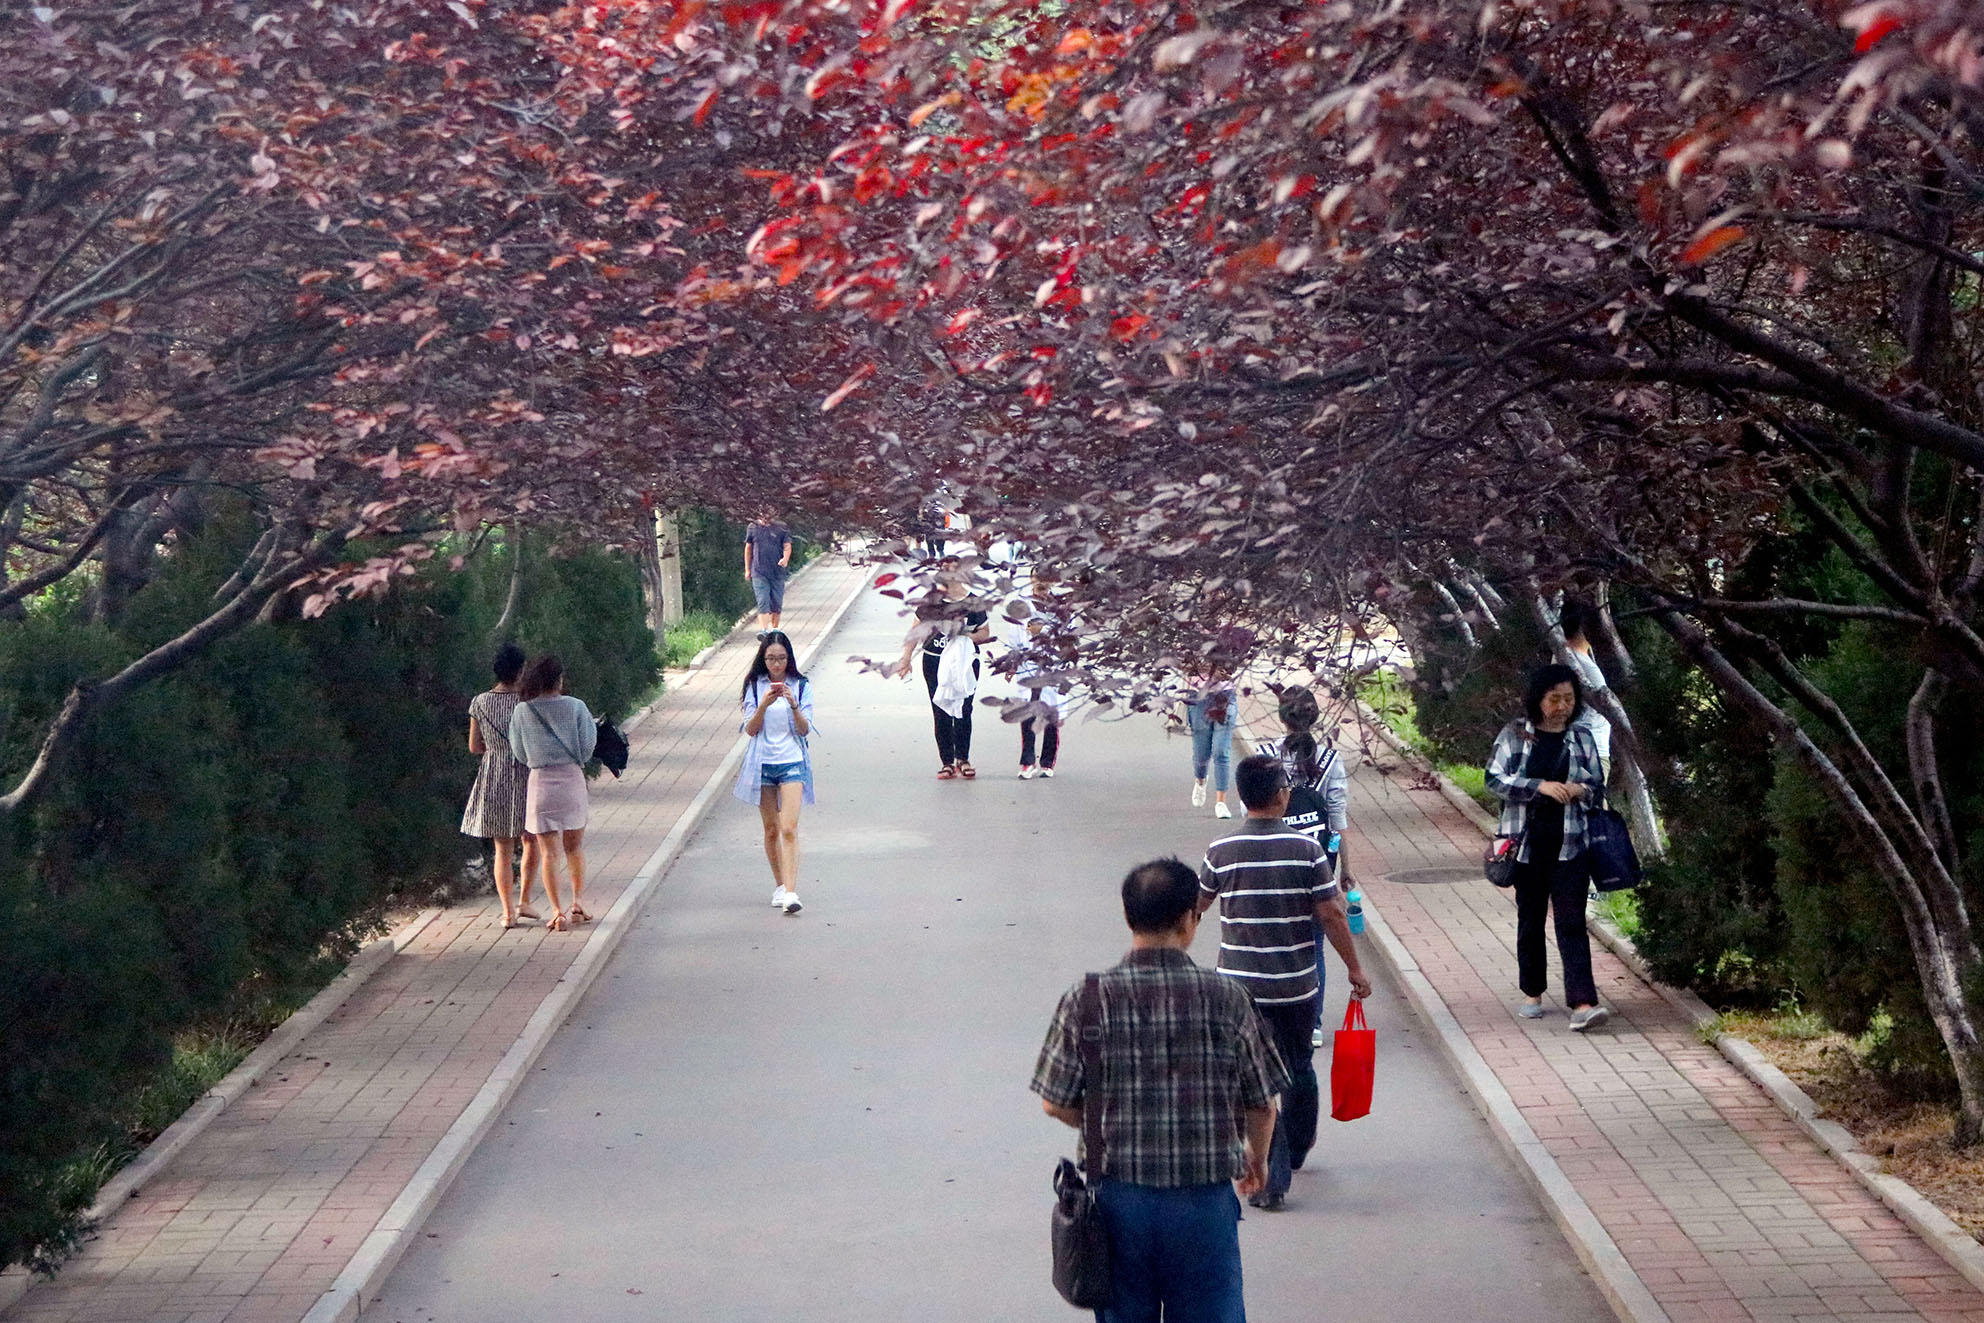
[508,655,596,932]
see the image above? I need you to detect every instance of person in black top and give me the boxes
[893,566,993,779]
[1485,665,1610,1031]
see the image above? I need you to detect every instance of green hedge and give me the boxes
[0,522,657,1272]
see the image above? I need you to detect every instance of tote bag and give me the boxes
[1330,1000,1376,1122]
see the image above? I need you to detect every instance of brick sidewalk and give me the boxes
[1335,718,1984,1323]
[2,559,870,1323]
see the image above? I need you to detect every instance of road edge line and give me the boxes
[300,562,869,1323]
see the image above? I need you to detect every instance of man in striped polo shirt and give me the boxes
[1198,753,1371,1209]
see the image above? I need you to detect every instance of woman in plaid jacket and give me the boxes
[1486,665,1611,1032]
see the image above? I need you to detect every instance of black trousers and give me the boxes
[921,650,976,765]
[1255,999,1319,1198]
[1020,715,1059,768]
[1515,856,1597,1007]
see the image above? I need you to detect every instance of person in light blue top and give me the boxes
[735,631,815,915]
[509,656,598,932]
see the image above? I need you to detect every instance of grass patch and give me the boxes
[1595,887,1642,940]
[1357,670,1499,811]
[661,609,737,669]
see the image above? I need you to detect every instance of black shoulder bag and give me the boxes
[1051,974,1112,1309]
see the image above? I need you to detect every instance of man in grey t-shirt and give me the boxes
[743,510,793,637]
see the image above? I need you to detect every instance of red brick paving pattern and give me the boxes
[1,559,869,1323]
[1339,718,1984,1323]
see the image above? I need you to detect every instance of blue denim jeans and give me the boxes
[1187,699,1234,791]
[1094,1180,1246,1323]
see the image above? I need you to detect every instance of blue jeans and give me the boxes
[751,570,786,615]
[1187,700,1234,791]
[760,760,805,787]
[1094,1180,1246,1323]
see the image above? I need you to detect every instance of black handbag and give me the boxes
[594,717,630,778]
[1584,802,1643,892]
[1051,974,1112,1309]
[1484,833,1522,887]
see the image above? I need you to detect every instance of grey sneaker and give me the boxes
[1570,1005,1610,1032]
[1517,1001,1547,1020]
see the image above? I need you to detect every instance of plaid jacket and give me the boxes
[1031,947,1288,1188]
[1484,719,1606,863]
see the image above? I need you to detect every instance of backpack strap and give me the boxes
[1078,974,1107,1178]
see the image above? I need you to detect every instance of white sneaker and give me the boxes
[782,892,804,915]
[1214,801,1232,819]
[1569,1005,1610,1032]
[1041,767,1055,778]
[772,887,789,909]
[1191,781,1207,808]
[1018,765,1039,780]
[1311,1025,1326,1049]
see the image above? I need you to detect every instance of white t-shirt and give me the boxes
[1567,648,1613,760]
[744,677,809,764]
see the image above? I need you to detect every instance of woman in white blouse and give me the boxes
[735,631,815,915]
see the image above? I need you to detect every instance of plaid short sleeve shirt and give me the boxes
[1030,947,1290,1188]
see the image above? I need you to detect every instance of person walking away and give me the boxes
[461,642,540,927]
[743,509,793,638]
[1252,685,1350,1047]
[1032,859,1288,1323]
[1559,597,1614,783]
[1486,665,1610,1030]
[894,566,991,779]
[1197,755,1371,1209]
[734,630,814,915]
[508,655,596,932]
[1011,568,1071,779]
[1185,669,1237,818]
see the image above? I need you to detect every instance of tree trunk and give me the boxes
[490,527,526,643]
[1656,607,1984,1145]
[637,516,667,651]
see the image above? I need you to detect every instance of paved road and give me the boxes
[368,589,1613,1322]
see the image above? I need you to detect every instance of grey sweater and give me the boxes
[508,695,597,769]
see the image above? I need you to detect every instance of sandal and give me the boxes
[569,902,592,925]
[937,765,958,779]
[517,905,541,921]
[500,913,521,930]
[545,912,569,932]
[957,761,976,779]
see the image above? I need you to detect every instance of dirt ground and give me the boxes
[1728,1015,1984,1240]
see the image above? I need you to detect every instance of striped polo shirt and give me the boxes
[1198,817,1339,1005]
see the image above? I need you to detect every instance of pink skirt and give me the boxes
[525,763,589,834]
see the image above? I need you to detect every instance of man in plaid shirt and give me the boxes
[1032,858,1287,1323]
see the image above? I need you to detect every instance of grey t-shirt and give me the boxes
[745,522,791,580]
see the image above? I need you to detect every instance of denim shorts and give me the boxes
[760,760,806,786]
[751,571,787,615]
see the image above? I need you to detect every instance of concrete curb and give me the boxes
[1366,705,1984,1296]
[300,564,870,1323]
[1357,891,1672,1323]
[0,907,444,1315]
[1584,916,1984,1296]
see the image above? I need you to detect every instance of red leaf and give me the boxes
[1854,13,1900,51]
[1680,224,1746,265]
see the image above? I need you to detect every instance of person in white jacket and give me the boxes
[895,566,992,779]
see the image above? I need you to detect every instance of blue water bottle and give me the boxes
[1346,887,1365,936]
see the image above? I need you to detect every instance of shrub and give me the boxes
[0,520,658,1272]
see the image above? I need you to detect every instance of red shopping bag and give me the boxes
[1330,1000,1376,1121]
